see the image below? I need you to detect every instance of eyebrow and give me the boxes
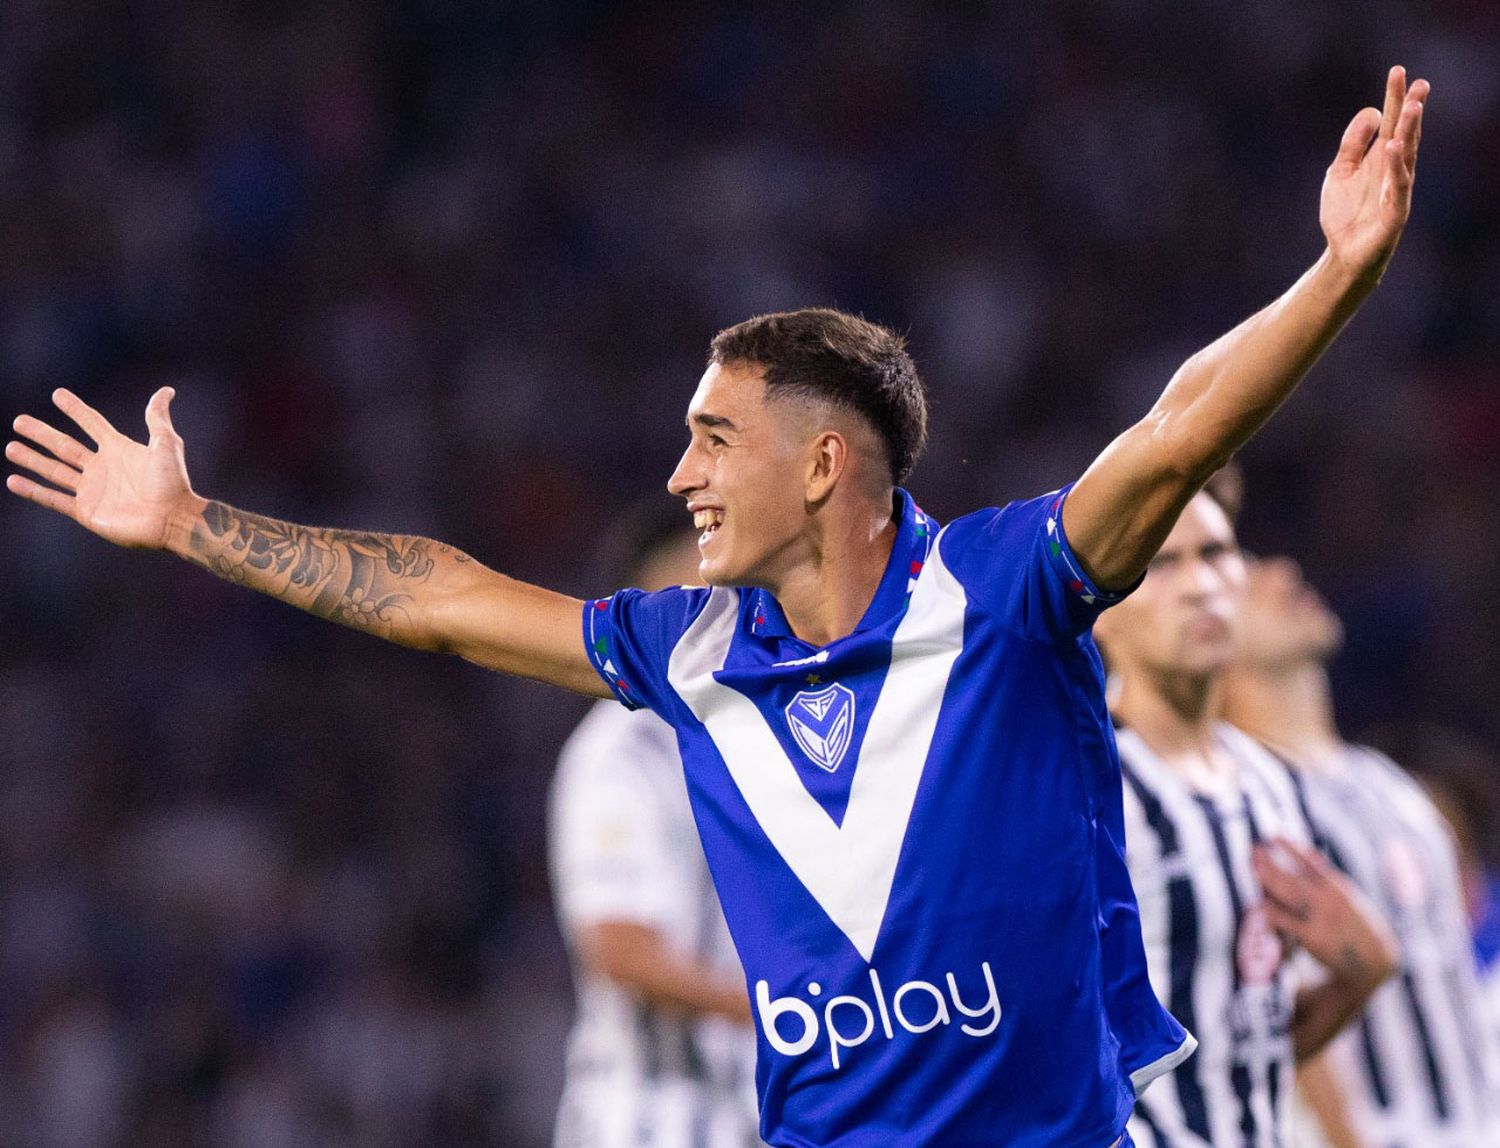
[689,412,738,431]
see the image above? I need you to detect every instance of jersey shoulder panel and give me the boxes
[938,485,1136,641]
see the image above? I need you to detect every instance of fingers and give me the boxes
[1260,898,1306,938]
[5,472,78,518]
[1271,837,1334,881]
[1333,107,1381,171]
[1252,845,1312,916]
[11,413,94,468]
[52,388,116,447]
[1378,65,1406,142]
[144,386,179,444]
[1383,96,1424,216]
[5,439,81,492]
[1392,82,1426,171]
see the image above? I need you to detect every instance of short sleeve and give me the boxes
[549,720,680,931]
[936,484,1139,641]
[582,585,711,716]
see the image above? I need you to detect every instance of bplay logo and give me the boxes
[756,962,1001,1069]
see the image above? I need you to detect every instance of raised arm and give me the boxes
[6,386,611,698]
[1064,66,1429,590]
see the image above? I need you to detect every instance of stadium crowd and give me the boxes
[1,2,1497,1144]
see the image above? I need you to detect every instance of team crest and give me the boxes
[785,683,856,773]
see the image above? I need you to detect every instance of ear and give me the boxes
[804,430,848,503]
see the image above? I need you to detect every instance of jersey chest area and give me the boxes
[668,586,1104,978]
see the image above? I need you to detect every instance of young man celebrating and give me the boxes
[6,70,1426,1146]
[1222,557,1500,1147]
[1095,491,1399,1148]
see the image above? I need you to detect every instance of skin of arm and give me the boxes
[1064,67,1428,591]
[578,920,752,1024]
[5,389,610,698]
[1253,837,1399,1062]
[1297,1050,1372,1148]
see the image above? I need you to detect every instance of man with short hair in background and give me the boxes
[550,501,763,1148]
[1095,490,1399,1148]
[1222,556,1500,1147]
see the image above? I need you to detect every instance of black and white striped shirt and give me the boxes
[1117,723,1313,1148]
[550,702,765,1148]
[1285,744,1500,1148]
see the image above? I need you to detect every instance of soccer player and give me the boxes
[1094,492,1400,1148]
[5,69,1427,1146]
[1221,555,1500,1146]
[550,502,763,1148]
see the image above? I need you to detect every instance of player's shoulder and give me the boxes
[1217,723,1299,783]
[590,583,717,642]
[937,490,1058,553]
[1345,742,1418,788]
[1346,743,1449,824]
[1217,724,1311,823]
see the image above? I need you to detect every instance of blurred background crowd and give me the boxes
[1,1,1497,1145]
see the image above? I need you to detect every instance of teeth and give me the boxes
[693,510,724,531]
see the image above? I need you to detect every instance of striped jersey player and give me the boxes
[551,702,763,1148]
[1223,556,1500,1148]
[1116,724,1315,1147]
[1096,492,1400,1148]
[5,68,1428,1148]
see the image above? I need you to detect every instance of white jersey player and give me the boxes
[1223,555,1500,1148]
[1094,491,1399,1148]
[550,512,763,1148]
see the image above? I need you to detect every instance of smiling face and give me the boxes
[666,361,829,587]
[1237,556,1344,672]
[1095,493,1248,681]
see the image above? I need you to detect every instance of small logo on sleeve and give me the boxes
[785,683,856,773]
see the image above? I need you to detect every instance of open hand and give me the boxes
[1253,837,1398,990]
[1321,65,1429,284]
[6,387,197,550]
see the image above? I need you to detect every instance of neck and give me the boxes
[1113,665,1223,757]
[1222,659,1343,768]
[772,494,899,647]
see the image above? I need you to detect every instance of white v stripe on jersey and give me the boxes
[666,534,967,962]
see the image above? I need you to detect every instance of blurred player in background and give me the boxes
[1222,555,1500,1147]
[1095,490,1399,1148]
[6,68,1427,1146]
[550,501,763,1148]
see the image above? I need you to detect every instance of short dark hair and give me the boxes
[708,308,928,485]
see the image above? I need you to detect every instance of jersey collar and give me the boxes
[749,488,935,642]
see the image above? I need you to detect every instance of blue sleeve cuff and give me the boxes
[582,596,644,711]
[1042,486,1142,609]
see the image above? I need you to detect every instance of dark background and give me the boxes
[1,2,1496,1144]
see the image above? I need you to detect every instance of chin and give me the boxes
[697,553,743,588]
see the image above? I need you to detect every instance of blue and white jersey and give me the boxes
[583,488,1192,1147]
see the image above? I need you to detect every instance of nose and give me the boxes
[1179,551,1233,603]
[1260,555,1302,589]
[667,442,704,498]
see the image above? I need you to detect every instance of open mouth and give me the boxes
[693,508,724,545]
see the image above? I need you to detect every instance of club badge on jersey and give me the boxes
[785,683,856,772]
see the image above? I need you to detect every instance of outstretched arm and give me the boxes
[1064,67,1429,590]
[6,387,611,698]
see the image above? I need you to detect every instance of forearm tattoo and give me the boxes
[186,501,471,640]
